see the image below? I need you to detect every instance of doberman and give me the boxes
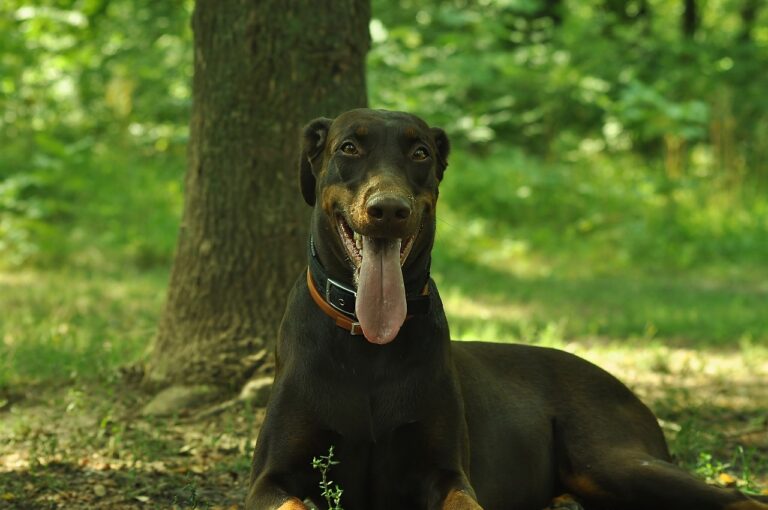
[246,109,768,510]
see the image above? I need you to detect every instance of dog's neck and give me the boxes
[306,235,431,332]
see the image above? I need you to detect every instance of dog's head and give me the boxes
[299,108,450,274]
[298,108,450,344]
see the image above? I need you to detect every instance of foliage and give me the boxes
[439,148,768,272]
[0,0,191,269]
[2,0,767,272]
[312,446,344,510]
[369,0,768,175]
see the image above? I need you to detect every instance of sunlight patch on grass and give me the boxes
[433,205,768,349]
[440,287,534,323]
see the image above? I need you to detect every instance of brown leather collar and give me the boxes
[306,268,430,336]
[307,269,364,335]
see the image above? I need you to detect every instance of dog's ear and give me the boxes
[430,127,450,181]
[299,117,333,206]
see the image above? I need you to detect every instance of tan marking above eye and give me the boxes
[403,126,419,139]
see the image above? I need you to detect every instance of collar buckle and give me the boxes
[325,277,357,317]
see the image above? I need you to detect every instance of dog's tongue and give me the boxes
[355,236,407,344]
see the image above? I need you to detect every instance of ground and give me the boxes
[1,342,766,510]
[1,264,767,509]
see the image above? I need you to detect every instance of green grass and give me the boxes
[0,268,168,387]
[434,235,768,347]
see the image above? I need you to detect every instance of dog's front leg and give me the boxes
[246,383,326,510]
[418,376,483,510]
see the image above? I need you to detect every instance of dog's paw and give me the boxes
[543,493,584,510]
[302,498,320,510]
[442,489,483,510]
[276,497,310,510]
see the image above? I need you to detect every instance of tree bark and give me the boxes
[739,0,760,42]
[600,0,650,38]
[143,0,370,394]
[682,0,698,39]
[537,0,564,26]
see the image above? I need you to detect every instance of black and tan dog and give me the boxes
[246,109,767,510]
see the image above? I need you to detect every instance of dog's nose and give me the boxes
[366,194,412,225]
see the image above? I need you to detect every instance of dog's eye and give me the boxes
[412,146,430,161]
[339,142,359,155]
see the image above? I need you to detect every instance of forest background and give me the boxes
[1,0,767,508]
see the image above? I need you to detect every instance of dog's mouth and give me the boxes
[335,213,419,345]
[335,214,417,269]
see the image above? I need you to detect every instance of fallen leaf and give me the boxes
[716,473,737,487]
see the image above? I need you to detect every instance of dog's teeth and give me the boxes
[354,232,362,251]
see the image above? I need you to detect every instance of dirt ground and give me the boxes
[1,343,766,509]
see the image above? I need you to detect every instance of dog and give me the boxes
[246,108,768,510]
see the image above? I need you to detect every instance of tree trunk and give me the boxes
[603,0,649,22]
[600,0,650,37]
[739,0,760,42]
[143,0,370,397]
[682,0,698,39]
[538,0,564,26]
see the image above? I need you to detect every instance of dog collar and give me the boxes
[307,237,431,335]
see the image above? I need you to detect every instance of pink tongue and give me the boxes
[355,236,407,344]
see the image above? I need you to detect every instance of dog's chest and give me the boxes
[303,329,446,442]
[313,369,427,442]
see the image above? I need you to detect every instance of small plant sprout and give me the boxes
[311,446,344,510]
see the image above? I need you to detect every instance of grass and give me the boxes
[434,233,768,347]
[0,268,167,387]
[312,446,344,510]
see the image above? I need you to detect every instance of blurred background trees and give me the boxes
[370,0,767,172]
[1,0,766,275]
[1,0,191,268]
